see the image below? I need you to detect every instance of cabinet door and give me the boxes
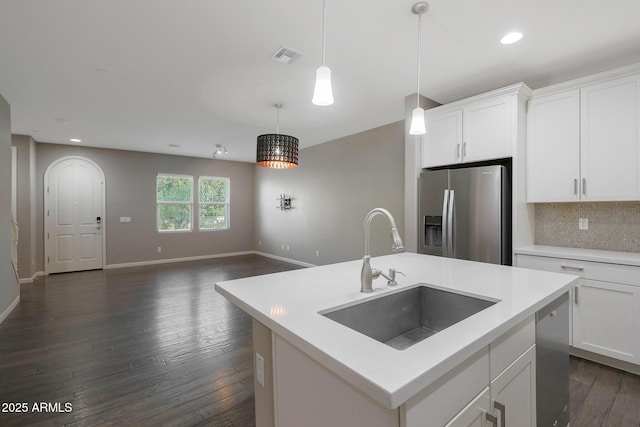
[580,74,640,201]
[490,345,536,427]
[526,89,581,202]
[423,109,462,168]
[445,388,491,427]
[462,96,513,163]
[573,278,640,364]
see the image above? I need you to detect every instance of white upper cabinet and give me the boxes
[422,109,463,167]
[581,75,640,201]
[527,89,581,202]
[422,84,527,169]
[463,96,513,163]
[526,69,640,202]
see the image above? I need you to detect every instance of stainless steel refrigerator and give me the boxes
[418,165,511,265]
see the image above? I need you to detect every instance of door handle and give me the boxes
[561,264,584,272]
[493,401,506,427]
[485,413,498,427]
[582,178,587,195]
[573,178,578,195]
[442,190,449,256]
[447,190,455,257]
[574,286,579,305]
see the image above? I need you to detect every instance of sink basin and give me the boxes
[321,284,497,350]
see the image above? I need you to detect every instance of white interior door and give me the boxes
[45,157,105,274]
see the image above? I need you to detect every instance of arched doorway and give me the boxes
[44,156,106,274]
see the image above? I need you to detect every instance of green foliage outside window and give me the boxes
[157,175,193,231]
[199,177,229,230]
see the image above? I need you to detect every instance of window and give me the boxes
[156,174,193,232]
[198,176,229,230]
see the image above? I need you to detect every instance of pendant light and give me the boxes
[312,0,334,106]
[409,2,429,135]
[256,104,299,169]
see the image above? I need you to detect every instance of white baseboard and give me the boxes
[19,271,44,284]
[104,251,258,270]
[0,295,20,325]
[254,251,316,268]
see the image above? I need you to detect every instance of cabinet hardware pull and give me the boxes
[486,412,498,427]
[582,178,587,195]
[561,264,584,272]
[456,143,461,158]
[463,142,467,157]
[573,178,578,195]
[575,286,579,305]
[494,401,506,427]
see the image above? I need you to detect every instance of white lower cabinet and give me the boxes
[516,253,640,367]
[269,317,536,427]
[490,345,536,427]
[443,344,536,427]
[573,278,640,363]
[444,388,490,427]
[402,317,535,427]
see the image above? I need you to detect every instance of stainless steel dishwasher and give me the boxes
[536,292,570,427]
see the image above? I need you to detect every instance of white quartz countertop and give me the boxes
[215,252,576,409]
[515,245,640,267]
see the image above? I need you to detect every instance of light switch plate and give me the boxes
[579,218,588,230]
[119,217,131,223]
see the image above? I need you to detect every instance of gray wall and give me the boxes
[34,143,255,270]
[0,95,20,319]
[255,121,405,266]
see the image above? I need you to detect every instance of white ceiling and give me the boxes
[1,0,640,163]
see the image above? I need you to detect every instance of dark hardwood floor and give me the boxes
[0,254,638,426]
[0,255,301,427]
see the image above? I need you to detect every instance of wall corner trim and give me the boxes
[0,295,20,325]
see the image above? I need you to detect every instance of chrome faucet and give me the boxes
[360,208,404,293]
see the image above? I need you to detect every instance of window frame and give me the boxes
[156,173,194,233]
[198,176,230,231]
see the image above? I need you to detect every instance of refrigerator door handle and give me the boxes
[447,190,455,257]
[442,190,449,256]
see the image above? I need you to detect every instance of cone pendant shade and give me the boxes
[312,66,334,106]
[409,107,426,135]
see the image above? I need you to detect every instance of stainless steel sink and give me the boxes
[321,284,497,350]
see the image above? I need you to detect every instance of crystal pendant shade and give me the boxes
[256,133,299,169]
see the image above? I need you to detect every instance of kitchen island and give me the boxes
[215,252,577,427]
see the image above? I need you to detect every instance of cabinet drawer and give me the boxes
[490,316,535,380]
[516,254,640,287]
[401,347,489,427]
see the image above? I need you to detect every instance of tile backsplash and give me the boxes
[535,202,640,253]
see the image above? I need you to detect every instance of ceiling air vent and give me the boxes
[271,45,302,64]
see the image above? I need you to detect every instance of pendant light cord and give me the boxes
[321,0,327,66]
[416,11,422,109]
[276,105,281,134]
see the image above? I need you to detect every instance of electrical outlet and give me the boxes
[286,245,291,251]
[258,240,262,246]
[316,250,320,257]
[579,218,589,230]
[256,353,265,387]
[157,246,162,253]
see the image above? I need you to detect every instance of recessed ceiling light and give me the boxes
[70,138,82,143]
[501,32,523,45]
